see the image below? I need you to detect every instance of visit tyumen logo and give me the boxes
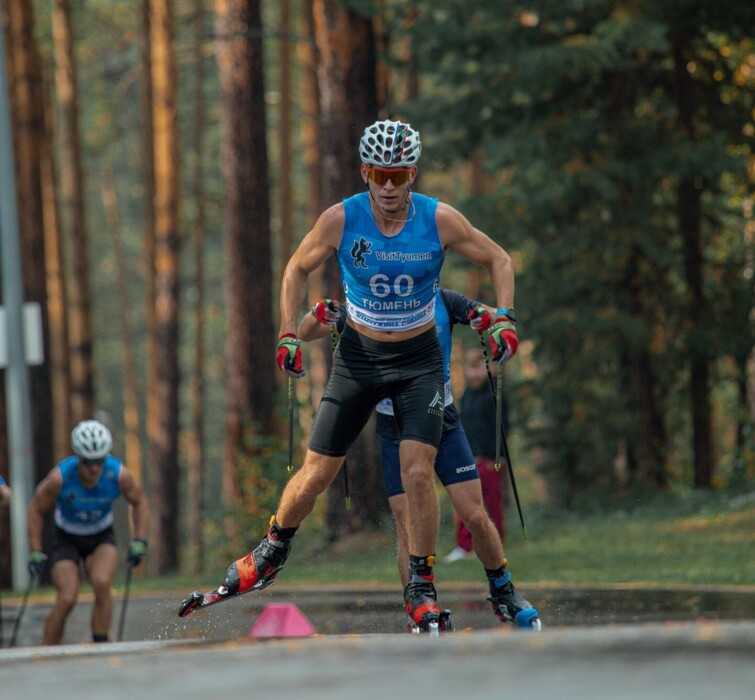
[350,237,372,268]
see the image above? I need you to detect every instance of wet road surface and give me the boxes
[2,584,755,699]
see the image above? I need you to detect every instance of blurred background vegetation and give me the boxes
[1,0,753,585]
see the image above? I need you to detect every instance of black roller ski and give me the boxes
[178,587,236,618]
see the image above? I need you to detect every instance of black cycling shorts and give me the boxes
[49,526,116,568]
[309,324,444,457]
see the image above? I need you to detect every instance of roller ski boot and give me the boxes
[488,570,542,631]
[178,529,291,617]
[404,573,453,636]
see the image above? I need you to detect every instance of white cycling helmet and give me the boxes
[71,420,112,460]
[359,119,421,167]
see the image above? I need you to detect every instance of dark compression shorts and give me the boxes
[309,324,444,457]
[49,526,116,568]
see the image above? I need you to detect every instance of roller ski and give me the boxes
[404,567,453,636]
[488,571,542,631]
[178,531,291,618]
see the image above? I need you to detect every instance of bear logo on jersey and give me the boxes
[350,237,372,268]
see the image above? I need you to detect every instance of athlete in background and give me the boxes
[28,420,149,644]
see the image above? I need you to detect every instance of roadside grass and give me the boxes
[6,488,754,602]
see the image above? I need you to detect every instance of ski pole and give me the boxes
[9,571,36,648]
[117,560,134,642]
[479,336,528,537]
[329,324,351,510]
[287,376,295,473]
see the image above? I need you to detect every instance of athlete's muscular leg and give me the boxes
[388,494,410,587]
[43,560,80,645]
[275,450,345,528]
[446,479,505,569]
[399,439,439,554]
[86,543,119,640]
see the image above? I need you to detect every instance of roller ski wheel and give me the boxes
[407,609,454,636]
[488,573,542,631]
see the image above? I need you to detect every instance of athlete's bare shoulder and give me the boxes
[435,201,472,246]
[312,203,346,247]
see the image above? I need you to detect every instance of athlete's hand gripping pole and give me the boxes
[468,307,528,537]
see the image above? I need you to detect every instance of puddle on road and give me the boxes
[4,588,755,646]
[146,587,755,640]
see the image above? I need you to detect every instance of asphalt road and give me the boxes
[1,621,754,700]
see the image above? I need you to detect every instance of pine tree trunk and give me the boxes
[278,0,293,269]
[299,1,329,440]
[186,0,207,574]
[101,172,143,486]
[215,0,274,538]
[142,0,157,411]
[312,0,384,535]
[673,37,713,488]
[40,72,71,462]
[147,0,181,573]
[52,0,94,423]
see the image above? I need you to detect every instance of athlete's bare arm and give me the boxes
[119,468,149,540]
[0,483,10,507]
[297,311,334,342]
[436,203,514,308]
[279,205,345,336]
[28,469,63,551]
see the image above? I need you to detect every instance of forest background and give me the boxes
[0,0,753,584]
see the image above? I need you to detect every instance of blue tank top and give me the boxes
[54,456,123,535]
[0,475,6,487]
[338,192,444,332]
[376,289,454,416]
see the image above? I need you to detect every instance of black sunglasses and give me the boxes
[80,457,104,466]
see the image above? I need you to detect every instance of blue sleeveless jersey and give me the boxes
[338,192,444,332]
[0,475,6,487]
[54,456,122,535]
[376,289,454,416]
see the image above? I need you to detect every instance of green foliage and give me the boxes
[395,0,754,498]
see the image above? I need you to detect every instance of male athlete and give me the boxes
[28,420,149,644]
[300,293,540,629]
[210,119,521,632]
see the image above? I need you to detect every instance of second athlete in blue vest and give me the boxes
[206,120,523,633]
[27,420,149,644]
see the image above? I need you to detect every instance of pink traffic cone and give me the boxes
[249,602,316,639]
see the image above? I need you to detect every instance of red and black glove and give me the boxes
[311,298,340,325]
[484,319,519,363]
[276,334,305,378]
[467,305,493,332]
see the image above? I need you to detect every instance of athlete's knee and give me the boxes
[56,588,79,612]
[461,506,493,535]
[89,575,113,597]
[400,454,434,490]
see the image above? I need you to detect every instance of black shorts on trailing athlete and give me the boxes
[309,324,444,457]
[49,526,116,568]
